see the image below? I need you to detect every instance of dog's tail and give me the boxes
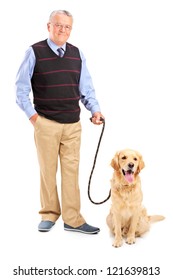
[148,215,165,223]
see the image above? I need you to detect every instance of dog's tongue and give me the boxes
[125,172,134,183]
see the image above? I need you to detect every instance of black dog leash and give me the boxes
[88,117,111,205]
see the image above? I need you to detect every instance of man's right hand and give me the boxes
[29,113,39,125]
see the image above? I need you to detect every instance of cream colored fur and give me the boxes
[106,149,164,247]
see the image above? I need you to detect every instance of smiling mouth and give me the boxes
[122,169,134,183]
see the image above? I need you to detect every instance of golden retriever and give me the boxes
[106,148,164,247]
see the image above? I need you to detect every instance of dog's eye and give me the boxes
[122,156,127,160]
[134,157,138,161]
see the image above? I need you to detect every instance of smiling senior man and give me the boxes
[15,10,104,234]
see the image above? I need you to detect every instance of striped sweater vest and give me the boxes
[31,40,82,123]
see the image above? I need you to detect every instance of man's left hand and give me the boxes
[91,112,105,125]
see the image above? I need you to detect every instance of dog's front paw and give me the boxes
[113,238,123,248]
[122,226,129,237]
[126,236,136,245]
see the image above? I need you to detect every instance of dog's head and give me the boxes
[111,149,145,184]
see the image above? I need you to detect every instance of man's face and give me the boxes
[47,14,73,46]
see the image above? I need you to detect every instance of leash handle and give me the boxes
[88,118,111,205]
[89,116,105,123]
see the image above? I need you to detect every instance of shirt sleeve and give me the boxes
[15,47,37,119]
[79,50,101,115]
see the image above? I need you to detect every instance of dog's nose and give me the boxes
[128,162,134,169]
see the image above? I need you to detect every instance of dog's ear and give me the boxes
[137,153,145,172]
[111,152,120,170]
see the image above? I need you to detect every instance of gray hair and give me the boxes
[49,10,73,22]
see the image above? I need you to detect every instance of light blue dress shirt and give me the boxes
[15,38,101,119]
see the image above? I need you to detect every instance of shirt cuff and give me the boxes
[25,107,38,119]
[90,105,101,115]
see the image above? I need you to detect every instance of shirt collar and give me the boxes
[47,38,66,53]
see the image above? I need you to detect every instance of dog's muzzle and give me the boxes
[122,165,134,183]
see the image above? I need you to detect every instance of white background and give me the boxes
[1,0,173,279]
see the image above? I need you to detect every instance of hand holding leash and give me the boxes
[90,112,105,125]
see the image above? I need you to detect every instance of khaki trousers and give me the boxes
[34,116,85,227]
